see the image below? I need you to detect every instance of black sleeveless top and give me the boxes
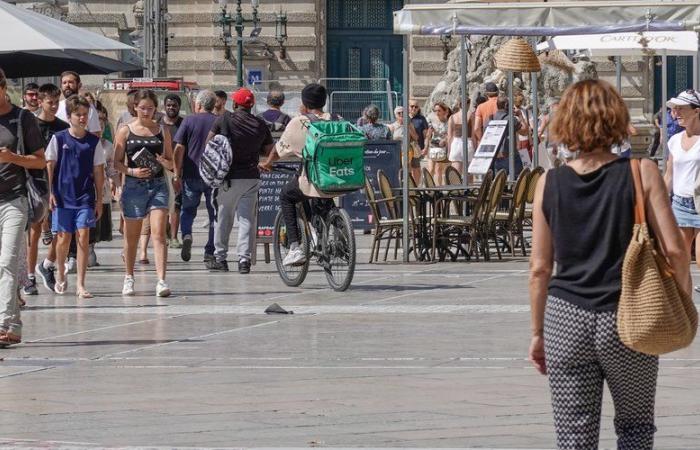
[542,158,635,311]
[125,125,164,177]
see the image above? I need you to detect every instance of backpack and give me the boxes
[199,112,233,188]
[302,114,367,193]
[259,111,291,139]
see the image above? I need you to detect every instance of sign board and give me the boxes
[469,120,507,175]
[342,140,402,231]
[538,31,699,57]
[256,160,302,242]
[247,69,263,86]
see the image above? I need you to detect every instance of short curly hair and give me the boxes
[550,79,629,153]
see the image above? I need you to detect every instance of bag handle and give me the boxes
[16,107,26,156]
[630,158,646,225]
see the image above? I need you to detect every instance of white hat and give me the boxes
[667,90,700,108]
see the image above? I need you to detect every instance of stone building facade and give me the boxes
[10,0,693,126]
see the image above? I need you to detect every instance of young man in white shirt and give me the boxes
[55,71,101,137]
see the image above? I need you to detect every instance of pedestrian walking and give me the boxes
[46,96,105,298]
[92,104,116,261]
[0,68,47,346]
[22,82,40,115]
[664,89,700,292]
[173,89,218,264]
[113,90,175,297]
[529,79,691,449]
[161,94,184,249]
[55,71,101,136]
[490,95,529,177]
[425,102,450,184]
[473,81,499,144]
[447,97,474,175]
[207,88,274,274]
[29,83,69,295]
[408,99,429,183]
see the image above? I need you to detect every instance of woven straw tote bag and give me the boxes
[618,159,698,355]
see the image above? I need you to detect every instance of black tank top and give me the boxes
[542,158,634,312]
[125,125,164,177]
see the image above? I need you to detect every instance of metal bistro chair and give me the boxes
[479,169,508,261]
[445,165,463,186]
[494,168,530,257]
[364,177,405,263]
[377,169,418,261]
[523,166,545,227]
[430,169,493,262]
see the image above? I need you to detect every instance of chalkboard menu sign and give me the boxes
[257,160,302,242]
[342,140,401,230]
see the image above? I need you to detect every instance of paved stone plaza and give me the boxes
[1,220,700,449]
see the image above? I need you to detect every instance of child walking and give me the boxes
[45,96,105,298]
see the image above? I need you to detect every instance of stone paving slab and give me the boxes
[1,221,700,448]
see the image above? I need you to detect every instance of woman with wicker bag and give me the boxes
[664,90,700,293]
[528,79,691,449]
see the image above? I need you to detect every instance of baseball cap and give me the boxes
[232,88,255,109]
[667,89,700,108]
[484,82,498,94]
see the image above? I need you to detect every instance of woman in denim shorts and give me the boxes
[114,90,175,297]
[664,89,700,292]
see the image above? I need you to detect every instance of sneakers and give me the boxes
[203,253,215,263]
[694,285,700,294]
[169,238,183,249]
[122,276,135,296]
[156,280,171,297]
[35,262,56,292]
[181,235,192,262]
[65,257,77,274]
[238,259,251,274]
[283,244,306,266]
[208,260,229,272]
[22,276,38,296]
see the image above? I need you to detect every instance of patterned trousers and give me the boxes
[544,296,659,450]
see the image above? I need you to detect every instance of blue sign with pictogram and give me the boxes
[247,70,262,86]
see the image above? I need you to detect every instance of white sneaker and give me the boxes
[65,257,77,275]
[122,276,135,296]
[156,280,171,298]
[283,245,306,266]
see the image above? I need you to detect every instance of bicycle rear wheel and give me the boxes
[273,210,310,287]
[323,208,356,291]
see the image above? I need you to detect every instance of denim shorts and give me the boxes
[121,176,170,220]
[52,207,95,233]
[672,195,700,229]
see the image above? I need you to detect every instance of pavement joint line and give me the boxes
[25,314,194,343]
[95,318,286,360]
[0,366,56,379]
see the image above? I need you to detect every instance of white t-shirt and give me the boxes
[97,139,114,203]
[668,132,700,198]
[56,101,101,133]
[45,132,106,166]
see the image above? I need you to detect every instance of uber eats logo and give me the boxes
[329,156,355,177]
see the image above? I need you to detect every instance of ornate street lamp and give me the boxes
[216,0,260,87]
[275,11,288,59]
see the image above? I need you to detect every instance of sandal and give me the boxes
[54,281,67,295]
[77,288,93,299]
[41,230,53,246]
[139,258,150,265]
[0,331,21,345]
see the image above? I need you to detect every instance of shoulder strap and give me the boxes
[274,113,288,125]
[304,113,320,123]
[17,107,25,155]
[630,158,645,225]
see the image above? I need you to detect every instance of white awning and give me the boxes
[537,31,699,56]
[394,1,700,36]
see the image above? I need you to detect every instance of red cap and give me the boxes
[232,88,255,109]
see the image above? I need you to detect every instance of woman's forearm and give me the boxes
[529,270,551,336]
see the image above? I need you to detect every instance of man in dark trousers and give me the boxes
[207,88,275,274]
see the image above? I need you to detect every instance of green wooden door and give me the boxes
[654,56,695,113]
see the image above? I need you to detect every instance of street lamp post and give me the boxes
[217,0,260,87]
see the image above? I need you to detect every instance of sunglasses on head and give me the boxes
[685,89,700,106]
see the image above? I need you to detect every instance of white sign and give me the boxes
[469,120,508,175]
[539,31,699,57]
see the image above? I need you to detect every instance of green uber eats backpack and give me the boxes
[302,114,367,194]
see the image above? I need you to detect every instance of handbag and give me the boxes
[428,146,448,162]
[16,109,49,224]
[618,158,698,355]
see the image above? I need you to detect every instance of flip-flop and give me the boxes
[77,289,93,299]
[0,332,21,345]
[41,230,53,246]
[139,258,150,265]
[54,281,67,295]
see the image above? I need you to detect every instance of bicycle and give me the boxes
[272,167,357,292]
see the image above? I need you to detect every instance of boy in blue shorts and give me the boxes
[46,96,105,298]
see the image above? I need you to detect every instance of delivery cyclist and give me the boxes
[259,83,337,266]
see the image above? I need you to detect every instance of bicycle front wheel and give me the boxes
[323,208,356,292]
[273,210,310,287]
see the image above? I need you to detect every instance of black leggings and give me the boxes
[280,177,308,245]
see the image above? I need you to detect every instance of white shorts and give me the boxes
[449,137,474,162]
